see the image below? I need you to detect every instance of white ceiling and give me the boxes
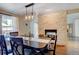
[0,3,79,16]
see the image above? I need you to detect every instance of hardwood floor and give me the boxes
[56,45,66,55]
[47,45,66,55]
[39,42,66,55]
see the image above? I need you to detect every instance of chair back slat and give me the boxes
[10,37,24,55]
[0,35,8,55]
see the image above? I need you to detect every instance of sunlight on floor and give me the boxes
[67,37,79,55]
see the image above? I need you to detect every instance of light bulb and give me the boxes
[25,16,28,19]
[28,16,31,20]
[31,15,33,19]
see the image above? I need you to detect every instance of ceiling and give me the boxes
[0,3,79,16]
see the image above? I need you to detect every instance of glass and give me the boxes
[2,15,16,35]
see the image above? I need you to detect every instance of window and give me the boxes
[2,15,18,35]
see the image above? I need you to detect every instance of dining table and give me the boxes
[5,35,54,55]
[16,36,51,48]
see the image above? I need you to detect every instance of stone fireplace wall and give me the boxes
[38,11,68,45]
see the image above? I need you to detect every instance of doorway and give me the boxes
[67,13,79,55]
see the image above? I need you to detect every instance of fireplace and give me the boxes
[45,29,57,38]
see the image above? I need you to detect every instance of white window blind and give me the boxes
[2,15,18,35]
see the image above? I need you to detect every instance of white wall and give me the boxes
[74,19,79,37]
[0,14,2,34]
[18,16,29,36]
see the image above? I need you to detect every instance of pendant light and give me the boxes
[25,3,34,21]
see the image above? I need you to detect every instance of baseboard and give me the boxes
[56,45,65,47]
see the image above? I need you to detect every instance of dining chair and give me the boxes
[0,35,7,55]
[0,35,12,55]
[47,36,57,55]
[10,37,24,55]
[45,29,57,55]
[10,37,33,55]
[10,32,18,36]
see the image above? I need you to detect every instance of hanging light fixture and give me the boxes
[25,3,35,39]
[25,3,34,21]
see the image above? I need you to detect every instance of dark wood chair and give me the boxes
[45,29,57,55]
[10,37,24,55]
[10,37,33,55]
[0,35,12,55]
[10,32,18,36]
